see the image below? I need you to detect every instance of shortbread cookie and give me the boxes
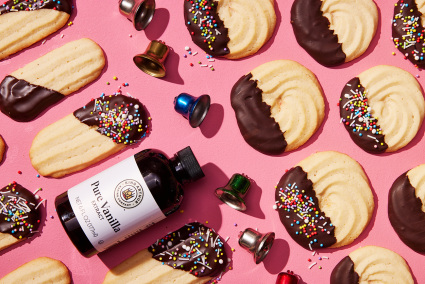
[0,135,5,163]
[231,60,325,155]
[0,38,105,122]
[339,65,425,153]
[392,0,425,67]
[30,94,149,178]
[274,151,374,249]
[0,257,71,284]
[330,246,414,284]
[291,0,378,66]
[389,164,425,252]
[0,0,72,60]
[0,182,43,251]
[103,222,228,284]
[184,0,276,59]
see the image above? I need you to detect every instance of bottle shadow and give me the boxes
[145,8,170,41]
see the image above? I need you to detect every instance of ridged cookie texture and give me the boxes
[103,222,228,284]
[0,0,72,60]
[276,151,374,248]
[388,164,425,252]
[0,182,43,251]
[217,0,276,59]
[30,94,149,178]
[0,38,106,122]
[0,257,71,284]
[357,65,425,152]
[231,60,324,155]
[291,0,377,66]
[330,246,414,284]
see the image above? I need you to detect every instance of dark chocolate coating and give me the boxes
[0,183,41,240]
[0,75,64,122]
[0,0,72,15]
[388,171,425,252]
[184,0,230,57]
[339,77,388,153]
[330,256,360,284]
[275,166,336,250]
[230,73,287,155]
[290,0,346,67]
[73,95,148,145]
[148,222,227,277]
[392,0,425,68]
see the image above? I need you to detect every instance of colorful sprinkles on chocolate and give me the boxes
[73,94,149,145]
[184,0,230,57]
[339,77,388,153]
[148,222,228,279]
[0,182,42,240]
[274,167,336,250]
[392,0,425,68]
[0,0,72,15]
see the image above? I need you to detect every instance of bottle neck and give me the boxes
[170,155,191,185]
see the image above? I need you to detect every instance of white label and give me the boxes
[67,155,166,252]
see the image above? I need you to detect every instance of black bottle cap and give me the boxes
[177,146,205,182]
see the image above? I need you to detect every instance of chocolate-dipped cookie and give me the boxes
[338,65,424,153]
[183,0,276,59]
[291,0,378,66]
[30,94,149,178]
[389,164,425,252]
[331,246,414,284]
[392,0,425,67]
[0,38,105,122]
[0,182,43,251]
[231,60,324,155]
[103,222,229,284]
[0,0,72,60]
[274,151,374,249]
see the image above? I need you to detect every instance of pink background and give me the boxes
[1,0,425,283]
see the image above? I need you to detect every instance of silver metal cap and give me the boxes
[118,0,156,31]
[238,228,275,264]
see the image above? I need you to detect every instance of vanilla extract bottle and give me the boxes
[55,146,204,257]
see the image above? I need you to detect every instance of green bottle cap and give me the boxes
[215,174,251,211]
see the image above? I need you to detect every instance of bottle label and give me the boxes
[67,155,166,252]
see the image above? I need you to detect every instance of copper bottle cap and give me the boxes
[133,40,170,78]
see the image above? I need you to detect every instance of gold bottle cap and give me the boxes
[133,40,170,78]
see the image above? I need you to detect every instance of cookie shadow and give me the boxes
[40,106,152,180]
[145,8,170,41]
[0,201,46,257]
[262,238,290,274]
[328,1,382,70]
[200,103,224,139]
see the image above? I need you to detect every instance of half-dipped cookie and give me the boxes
[0,0,72,60]
[0,38,105,122]
[30,94,150,178]
[392,0,425,67]
[0,182,43,251]
[274,151,374,249]
[184,0,276,59]
[330,246,414,284]
[389,164,425,252]
[231,60,325,155]
[103,222,228,284]
[291,0,378,66]
[339,65,425,153]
